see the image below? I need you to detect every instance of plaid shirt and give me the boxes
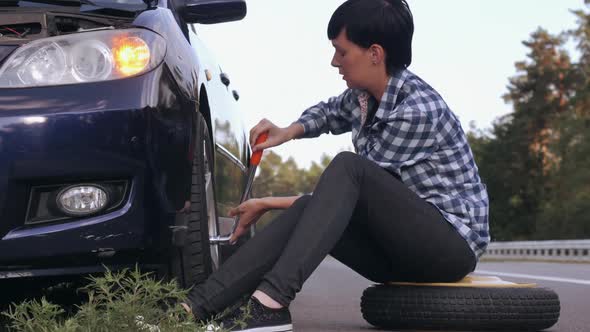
[295,69,490,258]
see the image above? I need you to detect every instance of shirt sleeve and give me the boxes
[294,89,357,138]
[367,107,437,174]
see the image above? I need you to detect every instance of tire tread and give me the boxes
[361,285,560,331]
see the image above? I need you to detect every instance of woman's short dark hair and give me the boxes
[327,0,414,72]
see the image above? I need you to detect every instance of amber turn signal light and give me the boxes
[113,36,151,76]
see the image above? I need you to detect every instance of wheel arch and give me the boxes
[195,85,216,167]
[197,85,213,140]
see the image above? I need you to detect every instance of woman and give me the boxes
[184,0,489,331]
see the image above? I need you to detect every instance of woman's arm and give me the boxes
[294,89,357,138]
[248,89,356,151]
[228,196,303,243]
[260,195,302,210]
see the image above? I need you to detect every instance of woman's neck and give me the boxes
[367,74,390,101]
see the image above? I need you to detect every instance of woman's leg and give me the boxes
[256,152,475,307]
[186,195,312,319]
[330,200,476,283]
[328,204,399,283]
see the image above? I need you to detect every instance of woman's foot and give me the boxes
[252,290,283,309]
[217,296,292,332]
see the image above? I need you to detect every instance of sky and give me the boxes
[195,0,586,168]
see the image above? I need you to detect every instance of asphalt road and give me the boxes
[290,257,590,332]
[0,258,587,331]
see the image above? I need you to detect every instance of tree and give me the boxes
[482,28,574,239]
[251,151,332,228]
[536,3,590,238]
[469,2,590,240]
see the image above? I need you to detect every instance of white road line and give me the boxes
[476,270,590,286]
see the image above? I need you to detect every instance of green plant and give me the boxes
[2,267,240,332]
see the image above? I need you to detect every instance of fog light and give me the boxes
[56,185,109,216]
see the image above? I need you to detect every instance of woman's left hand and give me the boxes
[228,198,268,244]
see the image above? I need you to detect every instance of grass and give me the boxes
[1,268,246,332]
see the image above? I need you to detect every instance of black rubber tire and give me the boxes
[168,113,216,289]
[361,284,560,331]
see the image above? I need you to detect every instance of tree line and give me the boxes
[468,2,590,240]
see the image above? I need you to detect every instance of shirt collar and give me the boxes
[375,68,410,119]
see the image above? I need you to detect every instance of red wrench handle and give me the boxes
[250,132,268,166]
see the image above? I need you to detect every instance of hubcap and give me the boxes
[203,140,220,271]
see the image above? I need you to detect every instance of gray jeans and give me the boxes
[187,151,476,318]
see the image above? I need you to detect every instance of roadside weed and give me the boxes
[1,267,241,332]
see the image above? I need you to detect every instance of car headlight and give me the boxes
[0,28,166,88]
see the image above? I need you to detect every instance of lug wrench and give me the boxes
[209,132,268,245]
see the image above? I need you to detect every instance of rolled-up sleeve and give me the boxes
[294,89,357,138]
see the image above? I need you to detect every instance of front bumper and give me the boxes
[0,66,194,277]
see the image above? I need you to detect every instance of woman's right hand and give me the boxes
[228,198,268,244]
[249,119,302,152]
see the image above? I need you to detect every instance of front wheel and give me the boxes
[168,113,220,288]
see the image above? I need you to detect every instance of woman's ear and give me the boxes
[369,44,386,65]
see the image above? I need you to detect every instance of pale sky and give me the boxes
[195,0,585,168]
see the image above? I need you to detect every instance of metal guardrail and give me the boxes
[482,240,590,262]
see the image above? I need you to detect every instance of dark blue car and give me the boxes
[0,0,252,289]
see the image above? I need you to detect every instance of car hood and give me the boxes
[0,0,153,16]
[0,1,142,46]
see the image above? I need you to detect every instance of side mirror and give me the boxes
[180,0,247,24]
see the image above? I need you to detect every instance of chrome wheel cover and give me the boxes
[203,140,220,271]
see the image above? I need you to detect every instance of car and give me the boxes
[0,0,252,289]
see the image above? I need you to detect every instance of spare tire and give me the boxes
[361,279,560,331]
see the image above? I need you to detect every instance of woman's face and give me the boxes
[330,29,378,89]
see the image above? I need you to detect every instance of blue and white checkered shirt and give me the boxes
[295,69,490,258]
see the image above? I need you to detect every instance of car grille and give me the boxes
[0,45,18,66]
